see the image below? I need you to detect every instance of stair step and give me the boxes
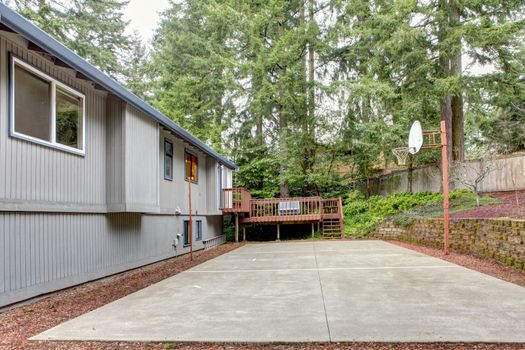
[321,198,344,239]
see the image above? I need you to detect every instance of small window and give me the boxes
[14,65,52,141]
[185,150,198,183]
[196,220,202,241]
[11,56,85,155]
[218,165,223,210]
[164,139,173,181]
[56,87,83,149]
[183,220,190,246]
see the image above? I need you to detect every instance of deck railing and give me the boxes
[203,235,226,250]
[320,198,344,220]
[221,188,251,213]
[221,189,343,225]
[249,196,321,221]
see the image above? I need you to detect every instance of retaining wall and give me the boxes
[373,218,525,271]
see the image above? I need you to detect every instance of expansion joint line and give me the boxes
[313,242,332,342]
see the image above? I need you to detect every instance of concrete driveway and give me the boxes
[34,241,525,343]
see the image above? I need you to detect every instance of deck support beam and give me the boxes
[312,223,315,238]
[243,225,246,242]
[235,214,239,243]
[276,224,280,242]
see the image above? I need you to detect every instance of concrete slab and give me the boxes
[33,241,525,343]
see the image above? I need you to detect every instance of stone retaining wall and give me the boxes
[373,218,525,270]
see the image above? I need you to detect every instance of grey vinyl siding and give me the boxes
[0,212,223,306]
[106,96,125,211]
[0,33,108,212]
[159,131,220,215]
[206,157,221,215]
[0,32,226,308]
[124,104,159,212]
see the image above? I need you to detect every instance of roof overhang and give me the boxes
[0,3,237,170]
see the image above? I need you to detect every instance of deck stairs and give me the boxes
[321,198,344,239]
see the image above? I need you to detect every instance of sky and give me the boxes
[123,0,171,41]
[122,0,493,75]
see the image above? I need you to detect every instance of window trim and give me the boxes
[196,220,202,241]
[183,220,190,247]
[184,148,199,184]
[9,55,86,156]
[164,138,173,181]
[218,164,223,210]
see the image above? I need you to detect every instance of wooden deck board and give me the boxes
[239,214,321,224]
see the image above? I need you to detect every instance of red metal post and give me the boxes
[440,120,450,255]
[188,180,193,261]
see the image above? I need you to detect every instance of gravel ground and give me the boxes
[2,240,525,350]
[451,191,525,219]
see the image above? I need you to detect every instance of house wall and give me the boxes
[0,31,229,307]
[0,33,109,212]
[159,129,227,216]
[0,212,223,307]
[106,96,125,211]
[124,104,160,213]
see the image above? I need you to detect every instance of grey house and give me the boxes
[0,4,235,307]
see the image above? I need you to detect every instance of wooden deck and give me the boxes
[221,188,344,239]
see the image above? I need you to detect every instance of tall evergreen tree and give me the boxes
[150,0,239,151]
[9,0,132,78]
[123,32,150,100]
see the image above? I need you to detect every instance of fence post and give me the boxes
[235,214,239,243]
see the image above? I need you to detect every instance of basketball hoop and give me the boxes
[392,119,451,255]
[392,147,410,166]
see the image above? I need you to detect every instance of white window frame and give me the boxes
[10,56,86,156]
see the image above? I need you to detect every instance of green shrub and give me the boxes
[343,191,441,237]
[343,189,499,237]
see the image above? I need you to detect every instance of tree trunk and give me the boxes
[278,103,290,198]
[307,0,316,170]
[408,155,413,193]
[256,113,263,146]
[439,0,453,164]
[450,0,464,162]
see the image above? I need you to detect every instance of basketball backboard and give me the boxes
[408,121,423,154]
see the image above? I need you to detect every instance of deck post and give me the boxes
[243,225,246,242]
[276,224,280,242]
[235,214,239,243]
[311,223,315,238]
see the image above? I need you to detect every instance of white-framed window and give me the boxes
[196,220,202,241]
[183,220,190,247]
[164,139,173,181]
[10,56,86,155]
[217,164,223,210]
[184,149,198,183]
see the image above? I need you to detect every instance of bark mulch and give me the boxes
[390,240,525,287]
[0,243,243,350]
[451,191,525,219]
[2,241,525,350]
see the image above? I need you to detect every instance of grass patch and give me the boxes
[344,189,499,237]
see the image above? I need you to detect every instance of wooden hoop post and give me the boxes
[440,120,450,255]
[188,180,193,261]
